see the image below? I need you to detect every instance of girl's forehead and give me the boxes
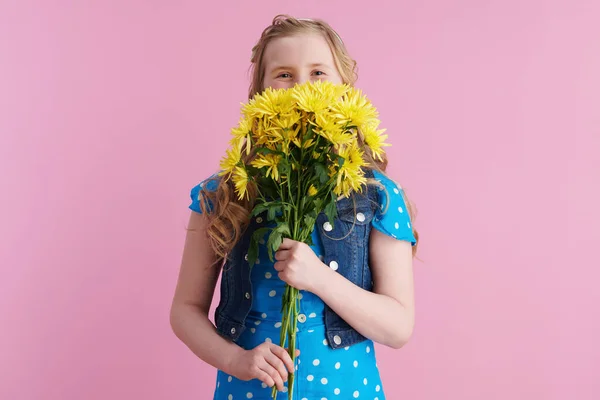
[263,34,336,67]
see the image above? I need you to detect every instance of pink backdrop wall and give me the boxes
[1,1,599,399]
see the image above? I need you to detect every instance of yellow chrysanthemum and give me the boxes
[253,118,271,146]
[243,87,296,119]
[250,153,281,181]
[271,111,302,130]
[259,126,293,155]
[308,185,318,196]
[361,123,390,162]
[292,80,348,114]
[231,117,254,155]
[295,138,315,149]
[313,112,354,146]
[219,137,243,176]
[330,87,379,128]
[332,143,367,197]
[232,166,250,200]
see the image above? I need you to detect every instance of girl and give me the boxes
[170,15,418,400]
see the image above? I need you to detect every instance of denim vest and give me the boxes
[215,169,378,350]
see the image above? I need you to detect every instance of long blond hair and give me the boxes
[196,15,419,262]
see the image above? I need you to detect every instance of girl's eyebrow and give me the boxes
[270,63,330,72]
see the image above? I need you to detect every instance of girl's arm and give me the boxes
[169,212,242,372]
[314,229,415,348]
[275,229,415,349]
[170,212,294,390]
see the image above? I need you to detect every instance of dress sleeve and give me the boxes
[371,170,417,246]
[189,173,220,214]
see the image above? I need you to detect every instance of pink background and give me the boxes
[1,1,599,399]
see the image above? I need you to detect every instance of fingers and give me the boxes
[259,361,285,392]
[284,348,301,357]
[279,238,295,250]
[253,346,301,392]
[254,368,275,389]
[273,261,283,272]
[269,344,295,374]
[265,348,289,384]
[274,249,290,261]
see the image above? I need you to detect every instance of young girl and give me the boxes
[170,15,418,400]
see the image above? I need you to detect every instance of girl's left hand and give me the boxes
[274,238,327,292]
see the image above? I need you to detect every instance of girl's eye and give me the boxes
[278,73,292,79]
[313,71,325,76]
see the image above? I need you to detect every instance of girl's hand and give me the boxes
[228,343,299,391]
[274,238,327,292]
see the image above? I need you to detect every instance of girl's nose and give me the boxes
[296,75,309,85]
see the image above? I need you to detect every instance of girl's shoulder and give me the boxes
[371,169,398,189]
[369,169,417,245]
[189,172,220,214]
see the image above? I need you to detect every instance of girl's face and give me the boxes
[262,33,343,90]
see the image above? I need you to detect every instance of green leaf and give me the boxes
[247,227,270,267]
[250,204,269,218]
[300,195,307,210]
[313,197,323,211]
[267,204,282,221]
[247,239,259,268]
[267,230,283,261]
[245,165,261,177]
[255,147,286,157]
[275,222,291,237]
[253,227,271,241]
[324,198,337,226]
[314,163,328,184]
[278,157,291,176]
[303,214,316,230]
[304,234,314,247]
[255,177,280,199]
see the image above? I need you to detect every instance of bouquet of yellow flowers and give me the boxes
[219,80,389,399]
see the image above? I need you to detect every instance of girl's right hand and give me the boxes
[228,342,298,392]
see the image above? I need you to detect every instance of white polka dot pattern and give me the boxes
[212,335,383,398]
[370,169,416,245]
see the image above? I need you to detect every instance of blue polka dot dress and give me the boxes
[189,170,416,400]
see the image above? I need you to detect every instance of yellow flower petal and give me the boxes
[361,123,391,162]
[219,138,243,176]
[332,142,367,197]
[250,153,281,181]
[232,166,250,200]
[330,87,379,128]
